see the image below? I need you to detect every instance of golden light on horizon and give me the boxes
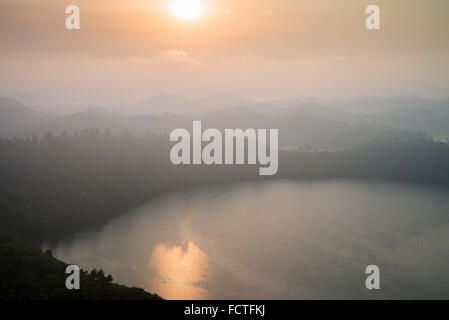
[170,0,205,21]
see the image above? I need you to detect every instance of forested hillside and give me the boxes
[0,228,161,300]
[1,130,449,243]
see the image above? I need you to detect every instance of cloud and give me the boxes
[162,49,200,65]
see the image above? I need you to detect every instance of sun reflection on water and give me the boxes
[148,240,211,300]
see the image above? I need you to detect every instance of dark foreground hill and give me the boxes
[0,228,161,300]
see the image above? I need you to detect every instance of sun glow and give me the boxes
[148,240,211,299]
[170,0,205,20]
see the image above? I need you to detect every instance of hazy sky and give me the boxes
[1,0,448,104]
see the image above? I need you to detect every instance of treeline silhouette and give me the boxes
[1,129,448,243]
[279,135,449,183]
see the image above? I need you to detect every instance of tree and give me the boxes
[90,268,98,278]
[97,269,105,280]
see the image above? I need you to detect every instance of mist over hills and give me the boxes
[0,98,55,138]
[338,97,449,139]
[252,97,449,139]
[1,95,449,150]
[0,129,447,243]
[359,107,449,139]
[28,94,448,116]
[334,96,442,114]
[30,94,257,116]
[110,94,256,115]
[21,106,411,151]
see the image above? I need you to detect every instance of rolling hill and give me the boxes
[0,97,54,138]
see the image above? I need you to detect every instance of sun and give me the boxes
[170,0,205,21]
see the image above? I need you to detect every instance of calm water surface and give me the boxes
[46,180,449,299]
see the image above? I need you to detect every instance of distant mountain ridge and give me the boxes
[31,105,408,151]
[0,97,55,138]
[335,96,441,114]
[1,96,449,149]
